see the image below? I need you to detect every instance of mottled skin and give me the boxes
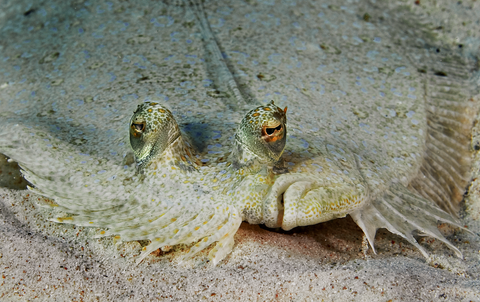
[125,101,380,262]
[117,86,468,265]
[129,102,198,171]
[0,0,476,267]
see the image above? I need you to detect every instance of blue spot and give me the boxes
[79,85,85,89]
[78,28,84,34]
[373,37,381,43]
[380,92,385,97]
[186,39,192,44]
[210,18,225,28]
[353,36,364,43]
[407,94,416,99]
[268,53,282,64]
[300,139,309,148]
[170,32,179,42]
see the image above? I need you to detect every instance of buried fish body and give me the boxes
[0,0,478,266]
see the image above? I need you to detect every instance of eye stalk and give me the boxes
[129,102,184,170]
[234,101,288,166]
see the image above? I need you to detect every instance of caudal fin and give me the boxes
[350,184,467,258]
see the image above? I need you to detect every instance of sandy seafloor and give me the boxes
[1,0,480,301]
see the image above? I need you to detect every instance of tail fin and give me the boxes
[351,184,468,258]
[351,52,478,259]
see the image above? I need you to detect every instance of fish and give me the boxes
[0,0,478,270]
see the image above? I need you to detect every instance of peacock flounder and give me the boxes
[0,0,478,266]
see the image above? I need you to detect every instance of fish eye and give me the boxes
[131,121,146,136]
[265,124,282,136]
[262,123,284,143]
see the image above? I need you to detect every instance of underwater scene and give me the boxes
[0,0,480,300]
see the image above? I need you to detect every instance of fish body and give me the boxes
[0,0,478,267]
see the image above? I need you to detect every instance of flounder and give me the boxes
[0,0,478,268]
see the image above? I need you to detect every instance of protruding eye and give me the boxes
[262,123,284,142]
[265,124,282,135]
[130,121,146,137]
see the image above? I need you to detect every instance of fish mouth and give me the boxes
[262,176,313,230]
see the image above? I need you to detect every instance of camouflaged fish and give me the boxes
[0,0,478,265]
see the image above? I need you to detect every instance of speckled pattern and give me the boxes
[0,0,480,301]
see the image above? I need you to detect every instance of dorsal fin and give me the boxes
[408,53,479,215]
